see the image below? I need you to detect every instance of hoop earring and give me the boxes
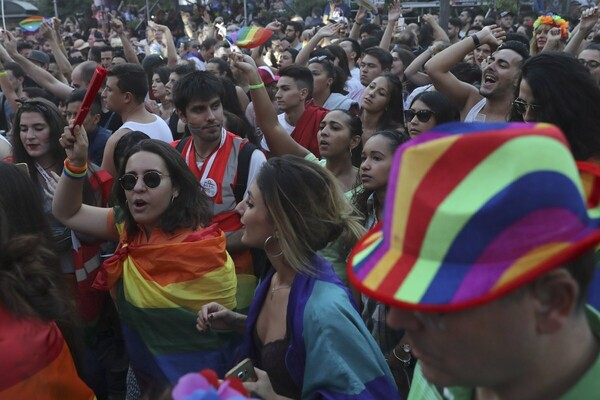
[264,235,283,257]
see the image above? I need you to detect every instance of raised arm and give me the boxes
[0,61,20,111]
[380,1,402,51]
[565,7,599,55]
[425,25,504,112]
[296,23,341,66]
[349,7,367,40]
[404,46,435,87]
[53,125,118,242]
[180,11,196,39]
[422,13,450,42]
[3,31,73,100]
[149,21,177,68]
[41,21,72,81]
[110,18,140,65]
[232,54,310,158]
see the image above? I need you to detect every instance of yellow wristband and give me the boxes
[0,71,7,77]
[249,82,265,90]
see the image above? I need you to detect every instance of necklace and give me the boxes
[270,284,291,300]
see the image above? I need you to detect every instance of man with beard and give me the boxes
[426,25,529,122]
[285,21,304,51]
[172,71,266,276]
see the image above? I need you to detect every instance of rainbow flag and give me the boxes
[0,306,94,399]
[234,26,273,49]
[19,16,44,32]
[94,222,239,382]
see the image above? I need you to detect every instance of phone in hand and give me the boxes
[225,358,258,382]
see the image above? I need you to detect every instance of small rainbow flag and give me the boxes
[234,26,273,49]
[19,16,44,32]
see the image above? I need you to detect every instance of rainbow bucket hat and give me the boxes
[348,122,600,312]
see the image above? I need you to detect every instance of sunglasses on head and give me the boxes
[404,109,435,123]
[512,98,541,115]
[119,171,169,191]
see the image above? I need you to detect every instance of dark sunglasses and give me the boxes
[512,98,541,115]
[404,109,435,123]
[119,171,169,191]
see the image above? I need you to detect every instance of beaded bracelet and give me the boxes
[249,82,265,90]
[63,159,88,179]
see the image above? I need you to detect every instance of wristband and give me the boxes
[471,33,480,47]
[249,82,265,90]
[0,71,7,77]
[64,159,88,179]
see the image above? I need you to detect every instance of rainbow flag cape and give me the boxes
[19,16,44,32]
[94,222,239,382]
[233,26,273,49]
[0,306,94,399]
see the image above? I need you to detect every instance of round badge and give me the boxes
[202,178,218,198]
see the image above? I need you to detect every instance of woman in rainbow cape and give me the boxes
[0,162,93,399]
[197,156,399,399]
[52,126,238,395]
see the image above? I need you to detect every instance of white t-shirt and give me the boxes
[260,113,295,151]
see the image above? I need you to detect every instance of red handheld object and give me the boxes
[72,66,108,128]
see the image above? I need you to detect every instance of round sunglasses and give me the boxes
[119,171,170,191]
[404,109,435,123]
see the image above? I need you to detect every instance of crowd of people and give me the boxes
[1,0,600,399]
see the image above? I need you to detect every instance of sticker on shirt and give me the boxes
[202,178,218,198]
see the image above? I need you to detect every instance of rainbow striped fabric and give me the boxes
[19,16,44,32]
[0,306,94,399]
[94,221,239,382]
[232,26,273,49]
[348,123,600,312]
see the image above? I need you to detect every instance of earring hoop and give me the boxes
[264,235,283,257]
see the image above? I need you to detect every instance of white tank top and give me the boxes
[464,98,487,122]
[120,114,173,142]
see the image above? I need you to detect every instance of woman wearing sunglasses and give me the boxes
[52,127,239,395]
[512,51,600,161]
[197,156,399,400]
[405,91,460,137]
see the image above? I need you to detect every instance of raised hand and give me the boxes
[388,0,402,22]
[60,124,89,167]
[355,6,368,25]
[40,21,55,40]
[317,22,341,38]
[547,27,562,42]
[477,25,506,47]
[3,30,18,55]
[579,7,599,33]
[110,18,125,35]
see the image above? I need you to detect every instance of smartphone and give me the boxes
[397,17,405,31]
[225,358,258,382]
[15,163,29,176]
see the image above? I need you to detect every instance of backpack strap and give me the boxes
[175,136,191,154]
[234,140,259,204]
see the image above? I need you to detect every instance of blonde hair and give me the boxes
[257,155,366,275]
